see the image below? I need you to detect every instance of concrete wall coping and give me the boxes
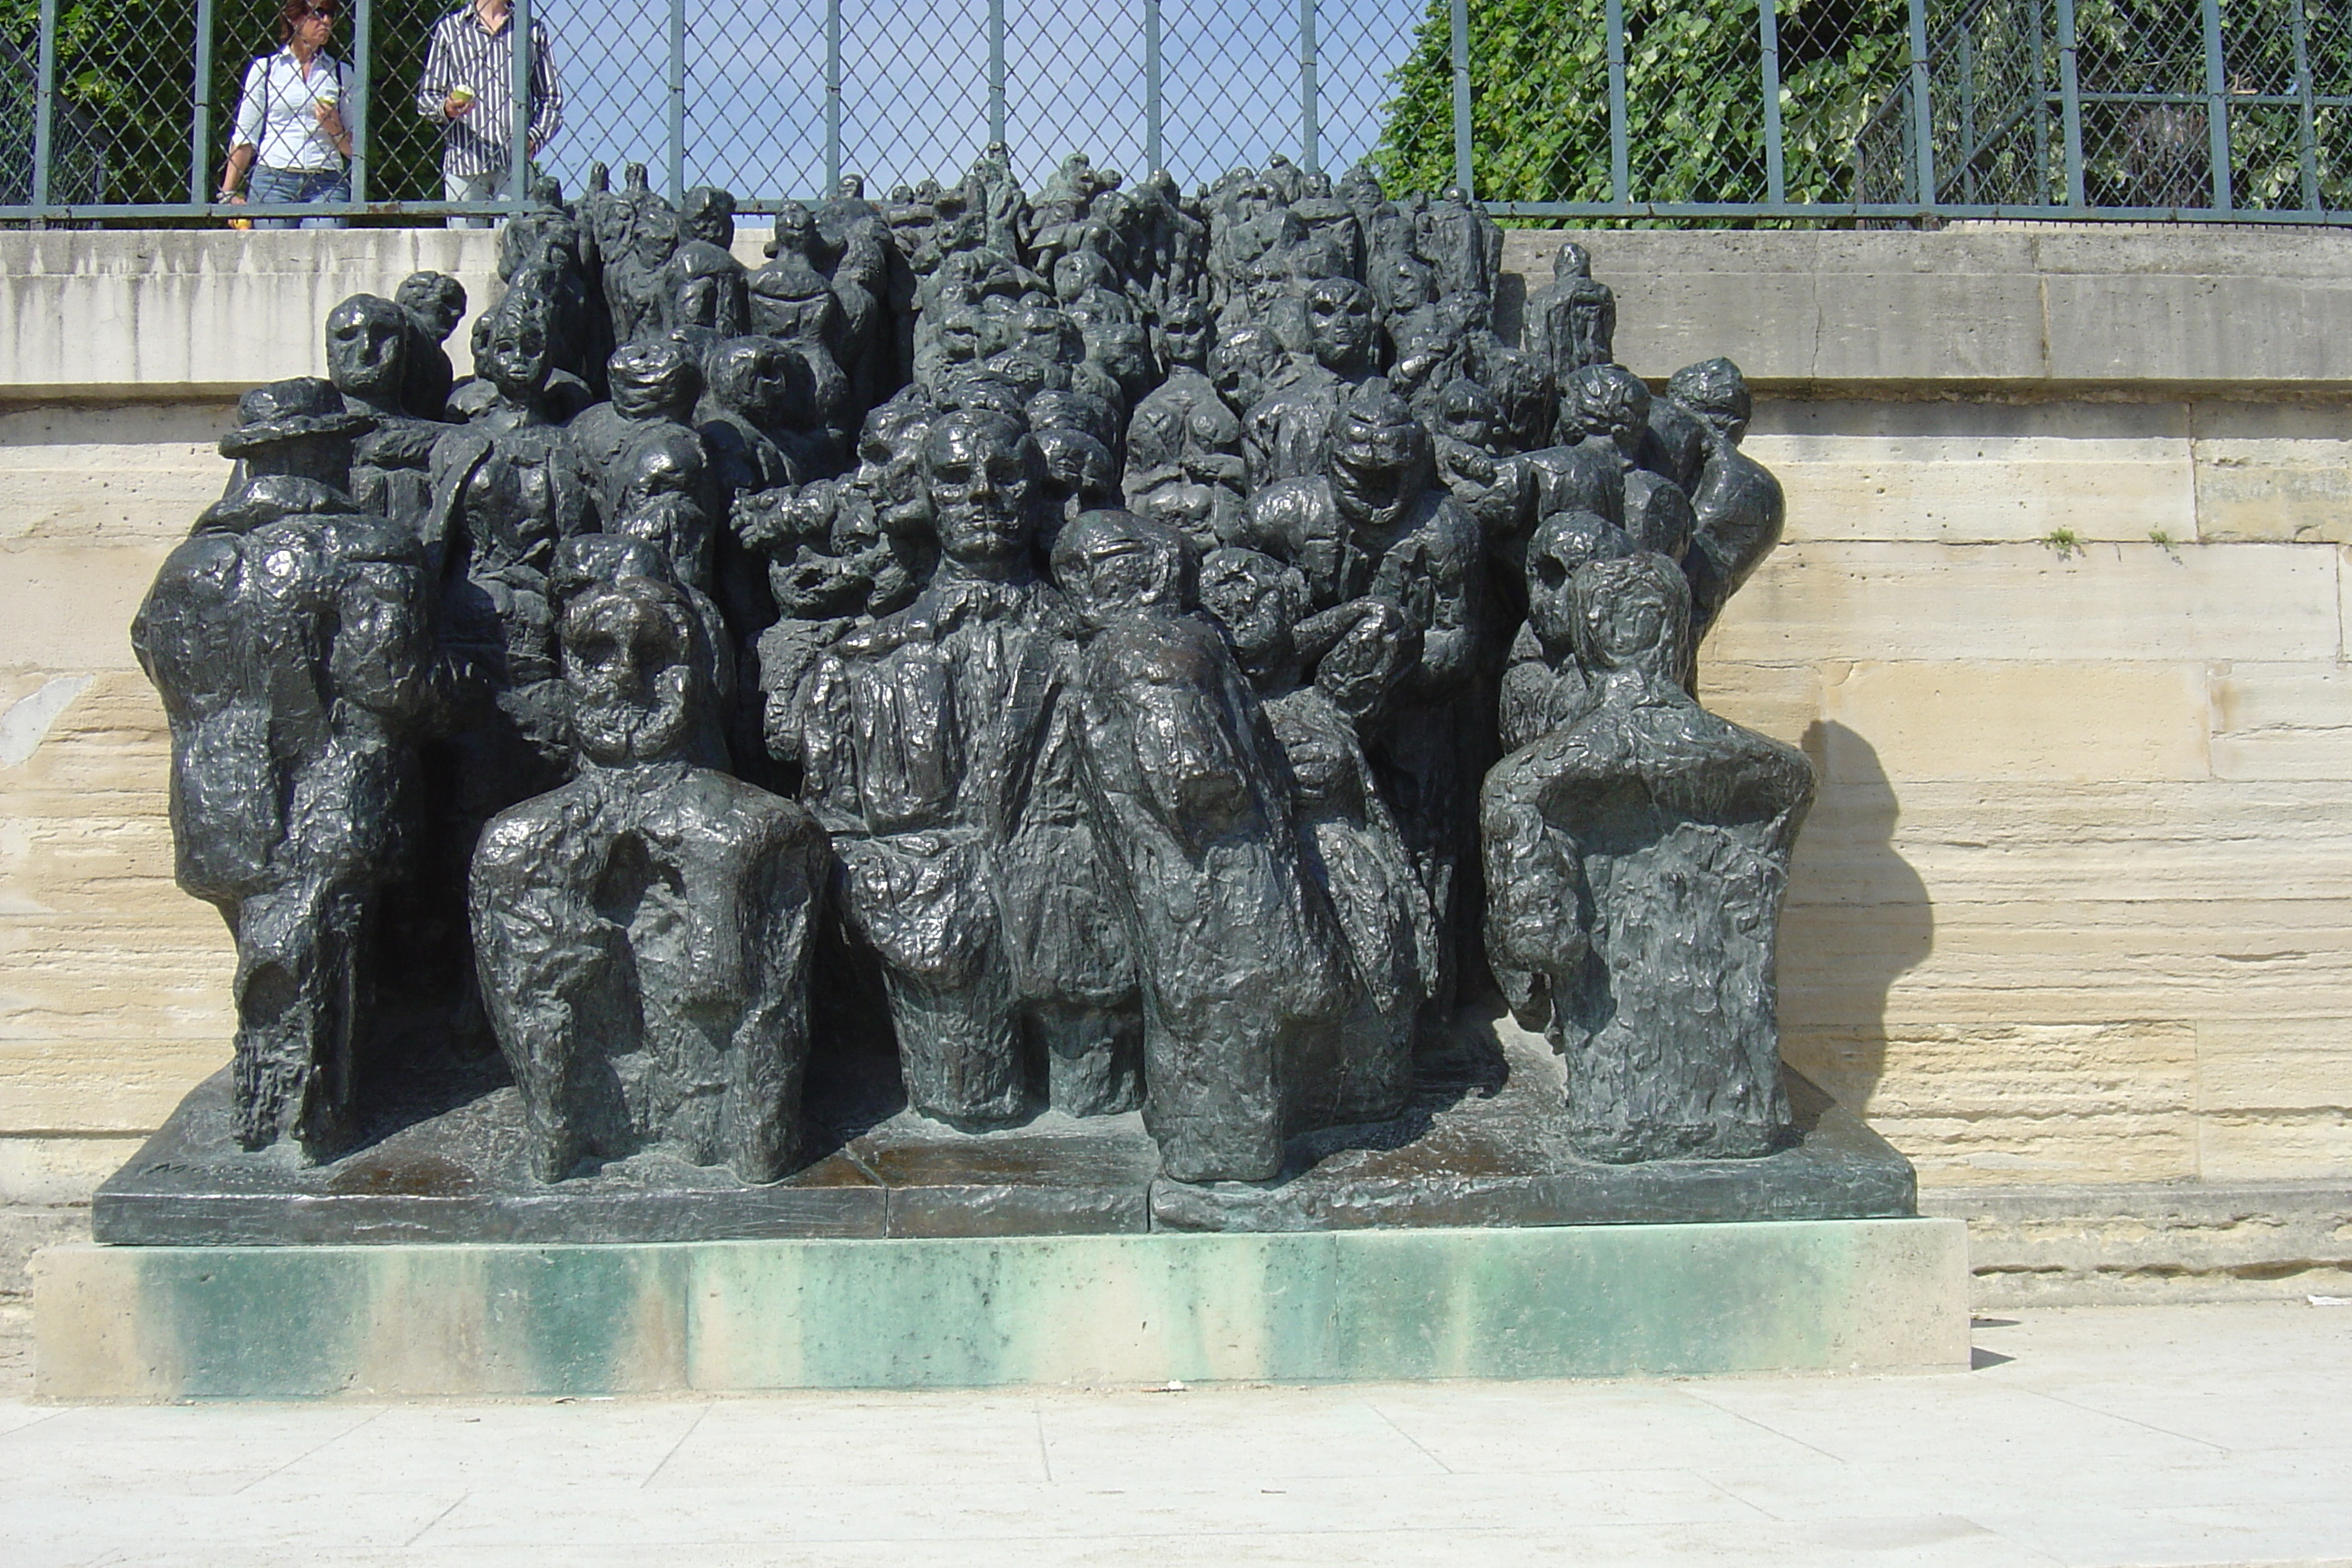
[5,223,2349,400]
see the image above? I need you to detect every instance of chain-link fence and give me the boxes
[2,0,2347,223]
[1856,0,2352,217]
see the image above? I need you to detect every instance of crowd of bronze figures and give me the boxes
[133,148,1811,1189]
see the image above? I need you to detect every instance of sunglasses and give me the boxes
[304,5,337,19]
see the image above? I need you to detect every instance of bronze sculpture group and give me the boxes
[134,150,1805,1192]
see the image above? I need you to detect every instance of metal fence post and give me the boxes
[31,0,57,216]
[2290,0,2320,215]
[511,0,533,218]
[1957,26,1975,202]
[1299,0,1318,173]
[988,0,1006,148]
[1448,0,1473,195]
[1144,0,1162,173]
[1604,0,1627,206]
[2056,0,2083,206]
[351,0,370,205]
[2200,0,2230,211]
[825,0,841,191]
[667,0,686,201]
[191,0,216,204]
[1906,0,1934,211]
[2028,0,2050,204]
[1759,0,1783,206]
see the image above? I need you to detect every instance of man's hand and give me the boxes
[444,93,475,119]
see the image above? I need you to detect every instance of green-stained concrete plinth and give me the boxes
[34,1219,1968,1398]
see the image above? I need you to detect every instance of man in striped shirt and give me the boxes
[416,0,564,227]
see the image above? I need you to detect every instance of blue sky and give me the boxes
[523,0,1424,204]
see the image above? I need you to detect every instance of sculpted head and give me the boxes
[630,199,681,269]
[216,376,371,487]
[1565,363,1651,457]
[1552,241,1592,281]
[1153,296,1213,374]
[1053,250,1116,305]
[325,294,409,405]
[608,338,701,422]
[473,291,560,401]
[395,271,467,343]
[769,200,817,260]
[1666,357,1753,444]
[1303,277,1376,376]
[1572,550,1690,680]
[704,336,797,429]
[1436,377,1502,451]
[1210,325,1281,414]
[1053,509,1190,627]
[857,394,936,534]
[1198,545,1305,681]
[1329,383,1432,514]
[926,409,1036,567]
[560,571,702,767]
[1525,510,1634,655]
[680,187,735,249]
[1369,251,1434,318]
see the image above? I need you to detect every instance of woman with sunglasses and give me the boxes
[217,0,356,229]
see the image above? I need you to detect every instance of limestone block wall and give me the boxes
[0,226,2347,1301]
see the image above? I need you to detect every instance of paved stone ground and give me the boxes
[2,1300,2348,1567]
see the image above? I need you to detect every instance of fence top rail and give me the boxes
[4,0,2344,227]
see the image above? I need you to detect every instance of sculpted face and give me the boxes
[609,341,699,421]
[1667,358,1752,444]
[1210,327,1279,413]
[1371,253,1434,318]
[1573,552,1689,677]
[1525,512,1625,652]
[859,404,935,531]
[926,414,1034,565]
[1330,397,1428,514]
[1054,511,1187,626]
[1305,279,1375,374]
[475,297,557,399]
[563,582,699,766]
[771,201,816,258]
[325,296,407,403]
[396,273,466,342]
[709,338,791,427]
[681,188,734,248]
[1569,365,1651,456]
[1198,546,1299,671]
[631,206,681,269]
[1155,299,1212,372]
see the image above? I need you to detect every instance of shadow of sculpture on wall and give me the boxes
[1786,720,1935,1128]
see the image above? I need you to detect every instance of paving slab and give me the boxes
[3,1301,2350,1567]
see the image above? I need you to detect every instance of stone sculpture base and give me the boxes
[34,1217,1968,1397]
[91,1016,1915,1245]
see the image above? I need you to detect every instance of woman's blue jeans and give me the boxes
[248,166,350,230]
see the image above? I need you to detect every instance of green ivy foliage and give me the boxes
[1375,0,2349,219]
[1374,0,1911,212]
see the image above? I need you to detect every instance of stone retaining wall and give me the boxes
[3,224,2346,1304]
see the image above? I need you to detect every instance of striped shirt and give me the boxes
[232,50,353,173]
[415,5,563,178]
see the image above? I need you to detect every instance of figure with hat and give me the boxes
[132,377,439,1159]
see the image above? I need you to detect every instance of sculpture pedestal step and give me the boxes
[91,1018,1916,1246]
[33,1217,1969,1398]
